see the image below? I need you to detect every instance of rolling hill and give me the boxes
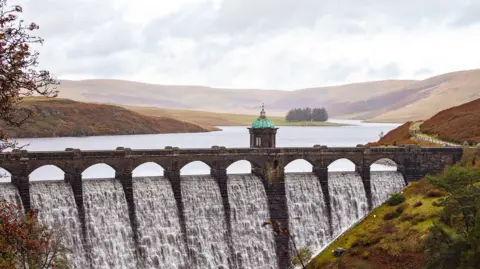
[53,69,480,122]
[123,105,344,127]
[366,97,480,146]
[420,98,480,144]
[0,98,217,138]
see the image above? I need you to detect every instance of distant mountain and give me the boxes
[1,98,216,138]
[54,69,480,122]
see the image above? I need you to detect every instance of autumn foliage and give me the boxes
[367,122,417,146]
[420,98,480,145]
[0,201,69,268]
[0,98,213,138]
[0,0,58,150]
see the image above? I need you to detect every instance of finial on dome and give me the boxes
[260,103,266,117]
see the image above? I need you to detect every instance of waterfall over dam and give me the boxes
[0,171,406,268]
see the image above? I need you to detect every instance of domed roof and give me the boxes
[251,104,274,129]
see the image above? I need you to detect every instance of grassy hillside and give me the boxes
[307,179,446,269]
[51,69,480,122]
[308,150,480,269]
[0,98,217,138]
[367,122,437,147]
[420,98,480,144]
[123,105,345,127]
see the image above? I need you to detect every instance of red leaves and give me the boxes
[28,22,38,31]
[0,0,59,152]
[0,201,67,268]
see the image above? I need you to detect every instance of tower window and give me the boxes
[256,137,261,146]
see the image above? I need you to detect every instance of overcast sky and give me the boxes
[12,0,480,90]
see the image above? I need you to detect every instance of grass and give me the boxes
[308,179,447,269]
[124,105,347,127]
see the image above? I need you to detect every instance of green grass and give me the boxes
[308,179,447,269]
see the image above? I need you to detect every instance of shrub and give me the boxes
[400,213,418,222]
[413,201,423,207]
[396,203,409,213]
[362,251,369,260]
[387,193,406,206]
[384,210,402,220]
[378,221,398,234]
[426,189,448,198]
[432,200,444,207]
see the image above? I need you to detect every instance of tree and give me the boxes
[424,161,480,269]
[0,0,58,152]
[285,107,329,122]
[0,201,70,268]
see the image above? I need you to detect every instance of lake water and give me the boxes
[2,120,400,181]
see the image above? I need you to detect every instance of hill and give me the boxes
[420,98,480,144]
[307,179,445,269]
[307,154,480,269]
[367,98,480,147]
[123,105,345,127]
[51,69,480,122]
[0,98,216,138]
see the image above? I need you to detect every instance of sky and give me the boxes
[11,0,480,90]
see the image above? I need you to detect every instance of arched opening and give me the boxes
[227,160,252,174]
[132,162,164,177]
[180,161,211,176]
[82,163,116,179]
[370,158,398,171]
[29,165,65,181]
[285,159,313,173]
[0,168,12,183]
[328,158,356,172]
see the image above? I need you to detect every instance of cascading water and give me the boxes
[30,181,89,269]
[181,176,230,269]
[0,169,411,269]
[285,173,331,255]
[371,171,406,208]
[329,172,369,237]
[0,183,22,207]
[132,177,187,269]
[228,174,276,269]
[83,179,137,269]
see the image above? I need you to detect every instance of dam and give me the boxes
[0,109,463,268]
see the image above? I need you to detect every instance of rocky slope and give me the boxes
[0,98,216,138]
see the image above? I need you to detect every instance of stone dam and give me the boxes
[0,145,463,269]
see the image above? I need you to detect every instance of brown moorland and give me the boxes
[366,122,437,147]
[0,98,217,138]
[52,69,480,122]
[420,98,480,144]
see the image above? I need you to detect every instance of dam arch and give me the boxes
[82,163,116,179]
[29,165,65,181]
[284,159,313,173]
[132,162,164,177]
[180,161,211,176]
[226,160,252,174]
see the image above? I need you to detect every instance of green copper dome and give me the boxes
[251,104,275,129]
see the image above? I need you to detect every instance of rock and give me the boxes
[333,247,347,257]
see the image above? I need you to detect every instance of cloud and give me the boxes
[9,0,480,90]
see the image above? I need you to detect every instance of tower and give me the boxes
[248,104,278,148]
